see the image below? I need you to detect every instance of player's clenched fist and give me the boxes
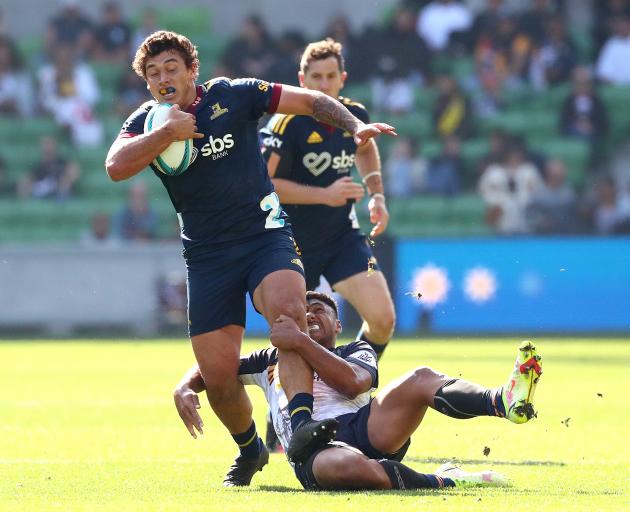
[324,177,365,207]
[270,314,302,350]
[164,104,205,141]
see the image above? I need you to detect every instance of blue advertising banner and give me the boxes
[395,238,630,333]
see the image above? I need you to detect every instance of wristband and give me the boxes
[369,192,385,201]
[362,171,382,184]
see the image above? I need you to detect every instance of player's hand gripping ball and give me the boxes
[144,103,193,176]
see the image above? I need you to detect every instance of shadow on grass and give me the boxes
[406,456,567,467]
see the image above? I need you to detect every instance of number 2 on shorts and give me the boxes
[260,191,285,229]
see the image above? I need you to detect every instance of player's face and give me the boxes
[299,57,347,98]
[306,299,341,348]
[144,50,197,108]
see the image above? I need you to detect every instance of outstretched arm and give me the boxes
[270,315,372,399]
[355,140,389,237]
[275,85,397,146]
[173,364,205,438]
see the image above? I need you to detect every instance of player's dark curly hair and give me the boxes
[300,38,345,74]
[132,30,199,80]
[306,291,339,318]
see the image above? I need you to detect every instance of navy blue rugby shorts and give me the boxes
[294,400,411,490]
[185,227,304,336]
[300,229,379,291]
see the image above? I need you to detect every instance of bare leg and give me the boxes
[252,269,312,399]
[367,367,451,454]
[333,270,395,356]
[312,446,391,490]
[190,324,252,434]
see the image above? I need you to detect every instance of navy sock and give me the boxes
[378,460,455,490]
[288,393,313,431]
[231,421,262,459]
[356,328,388,361]
[434,379,506,419]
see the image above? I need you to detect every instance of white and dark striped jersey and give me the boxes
[238,341,378,453]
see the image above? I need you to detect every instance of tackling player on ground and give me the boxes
[105,31,396,486]
[174,291,543,490]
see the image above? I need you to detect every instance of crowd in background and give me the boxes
[1,0,630,239]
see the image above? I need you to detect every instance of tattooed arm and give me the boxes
[275,85,396,145]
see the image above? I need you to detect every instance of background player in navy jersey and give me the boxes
[260,39,396,361]
[174,291,542,491]
[260,39,396,451]
[105,31,397,486]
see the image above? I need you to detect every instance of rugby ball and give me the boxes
[144,103,193,176]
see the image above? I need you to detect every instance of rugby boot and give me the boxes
[436,463,509,487]
[503,340,543,424]
[222,443,269,487]
[286,418,339,463]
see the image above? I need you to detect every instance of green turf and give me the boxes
[1,338,629,511]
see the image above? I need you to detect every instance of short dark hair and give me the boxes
[132,30,199,80]
[300,38,345,74]
[306,291,339,318]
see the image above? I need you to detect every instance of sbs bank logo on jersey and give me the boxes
[200,134,234,160]
[303,150,355,176]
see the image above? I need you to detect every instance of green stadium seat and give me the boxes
[343,83,372,109]
[530,137,590,188]
[157,7,211,36]
[92,62,125,91]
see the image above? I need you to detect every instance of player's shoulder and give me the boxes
[336,340,374,357]
[239,347,278,375]
[339,96,369,114]
[267,112,300,136]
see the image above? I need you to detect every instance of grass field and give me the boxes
[1,338,629,511]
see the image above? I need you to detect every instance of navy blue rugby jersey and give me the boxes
[119,77,285,255]
[260,97,370,252]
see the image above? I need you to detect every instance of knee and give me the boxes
[411,366,440,385]
[203,369,240,399]
[366,305,396,339]
[274,299,306,325]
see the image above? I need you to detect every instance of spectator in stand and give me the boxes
[424,135,463,196]
[267,31,306,86]
[217,15,276,80]
[596,13,630,85]
[527,159,577,234]
[478,141,544,234]
[384,136,427,198]
[371,4,431,113]
[46,0,94,59]
[467,14,532,117]
[0,35,34,117]
[476,128,510,177]
[560,66,608,145]
[591,175,630,234]
[519,0,559,45]
[93,1,131,64]
[0,156,16,197]
[113,181,158,241]
[322,14,364,78]
[469,0,506,48]
[529,15,577,90]
[592,0,630,57]
[432,73,472,139]
[131,7,160,57]
[416,0,472,52]
[116,67,151,118]
[38,44,103,147]
[18,136,80,200]
[80,212,120,248]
